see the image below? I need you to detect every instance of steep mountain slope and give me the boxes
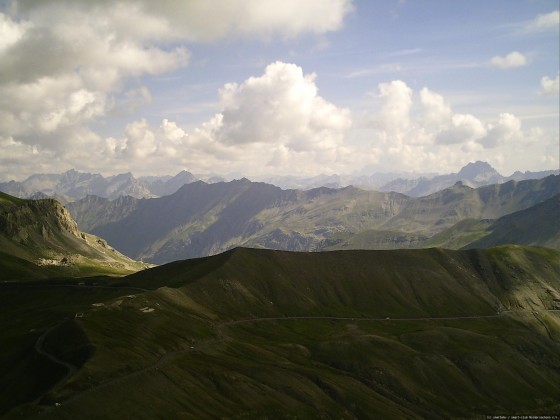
[464,194,560,250]
[67,175,560,263]
[3,246,559,418]
[0,192,148,279]
[66,194,140,232]
[68,180,411,263]
[142,170,198,196]
[380,175,560,233]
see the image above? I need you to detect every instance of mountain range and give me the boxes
[262,161,558,194]
[0,169,199,202]
[1,161,557,201]
[1,171,559,417]
[66,175,560,264]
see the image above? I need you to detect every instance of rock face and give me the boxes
[457,161,501,182]
[0,192,148,278]
[0,198,79,241]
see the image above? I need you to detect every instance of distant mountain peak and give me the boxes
[457,161,500,180]
[233,177,252,184]
[113,172,134,179]
[170,170,196,181]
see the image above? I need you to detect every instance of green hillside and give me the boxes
[465,194,560,250]
[3,246,559,418]
[0,191,26,206]
[422,194,560,251]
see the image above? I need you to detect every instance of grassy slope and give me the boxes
[0,191,25,206]
[424,218,493,249]
[3,246,559,418]
[320,229,429,251]
[465,194,560,250]
[424,193,560,251]
[380,176,560,234]
[0,251,62,281]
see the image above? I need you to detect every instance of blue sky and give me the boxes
[1,0,558,180]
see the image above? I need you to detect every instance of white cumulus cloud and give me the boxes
[100,62,354,176]
[373,80,413,135]
[479,113,522,149]
[541,73,560,96]
[364,80,533,173]
[0,0,353,171]
[490,51,527,69]
[524,10,560,32]
[213,62,351,152]
[436,114,487,145]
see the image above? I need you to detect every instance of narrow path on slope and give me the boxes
[2,283,150,293]
[33,321,78,404]
[8,282,153,412]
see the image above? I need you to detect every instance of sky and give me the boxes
[0,0,558,181]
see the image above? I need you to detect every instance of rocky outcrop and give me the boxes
[0,199,80,241]
[0,193,149,277]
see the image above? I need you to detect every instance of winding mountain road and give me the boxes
[23,280,559,411]
[38,309,560,411]
[33,321,78,403]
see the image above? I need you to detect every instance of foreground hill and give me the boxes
[67,175,560,263]
[0,192,148,280]
[2,246,559,418]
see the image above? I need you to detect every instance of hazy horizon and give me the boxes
[1,0,558,181]
[3,159,559,185]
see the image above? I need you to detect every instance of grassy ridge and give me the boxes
[2,246,559,418]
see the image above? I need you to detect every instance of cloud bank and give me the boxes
[104,62,353,176]
[0,0,353,177]
[94,67,550,177]
[0,1,557,180]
